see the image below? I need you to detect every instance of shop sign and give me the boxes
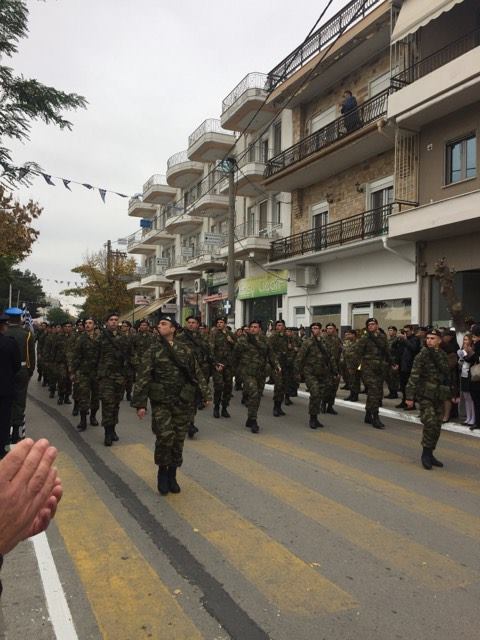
[204,232,225,246]
[134,295,150,306]
[181,246,194,257]
[237,270,288,300]
[203,292,228,303]
[206,271,227,287]
[156,257,169,266]
[161,303,178,313]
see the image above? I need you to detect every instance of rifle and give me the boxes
[159,335,198,388]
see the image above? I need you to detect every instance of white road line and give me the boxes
[264,384,480,438]
[31,532,79,640]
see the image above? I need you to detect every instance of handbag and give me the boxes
[470,362,480,382]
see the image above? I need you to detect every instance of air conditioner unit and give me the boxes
[296,266,318,287]
[194,278,206,294]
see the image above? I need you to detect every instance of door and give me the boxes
[369,180,393,235]
[259,201,268,236]
[311,202,328,250]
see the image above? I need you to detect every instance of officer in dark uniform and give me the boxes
[0,313,21,457]
[5,308,35,443]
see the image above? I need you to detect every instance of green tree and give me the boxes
[0,263,46,315]
[46,307,73,325]
[0,0,87,187]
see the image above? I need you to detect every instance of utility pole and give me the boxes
[105,240,112,287]
[8,283,12,308]
[226,157,236,327]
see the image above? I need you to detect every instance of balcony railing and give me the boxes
[167,150,188,170]
[264,89,389,179]
[184,170,225,209]
[238,142,273,167]
[188,118,231,148]
[144,264,168,277]
[269,204,392,261]
[391,28,480,90]
[266,0,383,92]
[222,72,269,113]
[227,221,283,245]
[127,229,147,249]
[143,174,167,192]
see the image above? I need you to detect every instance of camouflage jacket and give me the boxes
[97,330,129,379]
[51,333,69,365]
[130,332,154,369]
[268,332,290,366]
[72,332,100,376]
[36,330,48,356]
[295,336,337,377]
[210,328,236,367]
[324,334,342,365]
[43,333,56,361]
[355,331,392,365]
[233,333,279,376]
[132,336,210,409]
[177,329,213,369]
[341,338,359,368]
[406,347,450,401]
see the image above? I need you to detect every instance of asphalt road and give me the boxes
[1,380,479,640]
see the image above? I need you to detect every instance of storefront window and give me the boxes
[245,297,277,331]
[312,305,341,328]
[430,270,480,327]
[373,298,411,328]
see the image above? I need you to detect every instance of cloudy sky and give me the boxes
[11,0,344,310]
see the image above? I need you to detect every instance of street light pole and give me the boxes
[227,158,236,327]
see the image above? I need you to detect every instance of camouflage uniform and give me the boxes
[233,333,278,429]
[323,334,342,412]
[385,335,401,397]
[51,332,72,402]
[72,332,100,420]
[406,346,450,454]
[284,332,300,399]
[295,335,337,424]
[132,336,210,467]
[43,330,56,390]
[8,323,35,442]
[35,328,47,381]
[210,328,235,411]
[341,337,361,399]
[97,329,129,441]
[268,330,289,414]
[122,332,135,401]
[355,330,393,427]
[66,331,80,411]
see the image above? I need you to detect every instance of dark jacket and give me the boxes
[399,335,421,373]
[0,333,22,396]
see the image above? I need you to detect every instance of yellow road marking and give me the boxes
[256,435,480,540]
[55,453,203,640]
[190,439,477,591]
[113,444,357,616]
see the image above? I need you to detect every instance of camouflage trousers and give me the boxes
[385,365,400,394]
[361,362,384,411]
[77,373,100,414]
[11,367,31,430]
[272,369,285,403]
[284,361,298,397]
[304,372,327,415]
[345,366,361,394]
[324,373,339,405]
[150,400,194,467]
[419,399,443,450]
[243,373,266,419]
[50,363,71,396]
[99,376,124,428]
[212,365,233,406]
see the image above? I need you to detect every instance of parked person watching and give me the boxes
[464,324,480,431]
[458,334,475,426]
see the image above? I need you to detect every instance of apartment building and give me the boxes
[387,0,480,326]
[262,0,419,331]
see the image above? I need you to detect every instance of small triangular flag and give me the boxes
[82,183,93,190]
[115,192,128,198]
[42,173,55,186]
[18,167,30,180]
[63,179,72,190]
[99,188,107,203]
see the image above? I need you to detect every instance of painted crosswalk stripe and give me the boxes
[54,453,203,640]
[113,444,357,616]
[190,439,477,590]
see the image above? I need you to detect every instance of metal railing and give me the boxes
[269,204,392,261]
[238,142,273,167]
[391,28,480,89]
[264,89,389,179]
[143,174,168,193]
[143,263,169,277]
[224,221,283,246]
[167,150,188,170]
[188,118,232,148]
[266,0,383,92]
[222,72,269,113]
[184,170,226,210]
[127,229,147,249]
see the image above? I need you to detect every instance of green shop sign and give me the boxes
[237,270,288,300]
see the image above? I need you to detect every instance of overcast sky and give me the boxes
[11,0,345,311]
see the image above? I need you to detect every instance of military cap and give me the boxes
[161,315,179,328]
[105,311,119,321]
[4,307,23,316]
[426,328,442,338]
[365,317,378,326]
[215,316,227,324]
[310,322,322,329]
[325,322,337,329]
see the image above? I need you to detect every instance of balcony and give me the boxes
[389,28,480,128]
[235,144,270,196]
[166,150,204,189]
[142,174,177,204]
[265,0,390,106]
[165,256,201,279]
[128,197,157,219]
[269,204,392,265]
[141,265,172,288]
[126,230,156,255]
[263,90,391,191]
[220,222,283,259]
[164,212,203,234]
[186,171,229,218]
[187,118,236,162]
[187,244,225,273]
[142,215,175,245]
[221,73,276,132]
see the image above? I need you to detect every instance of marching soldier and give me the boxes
[51,322,73,405]
[269,320,289,416]
[133,317,210,495]
[210,317,235,419]
[355,318,397,430]
[43,325,56,392]
[69,319,85,416]
[35,321,48,383]
[342,329,360,402]
[233,320,279,433]
[5,307,35,443]
[385,326,401,400]
[98,312,129,446]
[284,327,300,402]
[72,317,100,431]
[323,323,342,414]
[0,312,21,457]
[406,328,451,470]
[295,322,337,429]
[120,321,134,402]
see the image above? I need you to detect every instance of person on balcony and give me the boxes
[340,90,360,134]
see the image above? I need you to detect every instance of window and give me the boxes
[273,196,282,226]
[273,122,282,155]
[259,201,268,234]
[310,106,337,133]
[262,138,269,163]
[369,71,390,97]
[446,134,476,184]
[247,205,255,235]
[312,304,341,328]
[311,201,328,250]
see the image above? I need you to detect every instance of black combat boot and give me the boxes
[111,429,119,442]
[167,466,181,494]
[430,451,444,468]
[364,410,373,424]
[104,426,113,447]
[213,404,220,419]
[421,447,433,470]
[320,400,327,414]
[309,414,323,429]
[126,391,132,402]
[187,423,199,439]
[371,411,385,429]
[326,403,338,415]
[221,405,230,418]
[385,391,398,399]
[89,411,99,426]
[345,391,359,402]
[72,402,79,416]
[64,395,72,405]
[234,380,242,391]
[249,419,259,434]
[284,395,293,406]
[157,466,169,495]
[49,388,55,398]
[57,394,64,405]
[76,412,88,432]
[273,401,285,417]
